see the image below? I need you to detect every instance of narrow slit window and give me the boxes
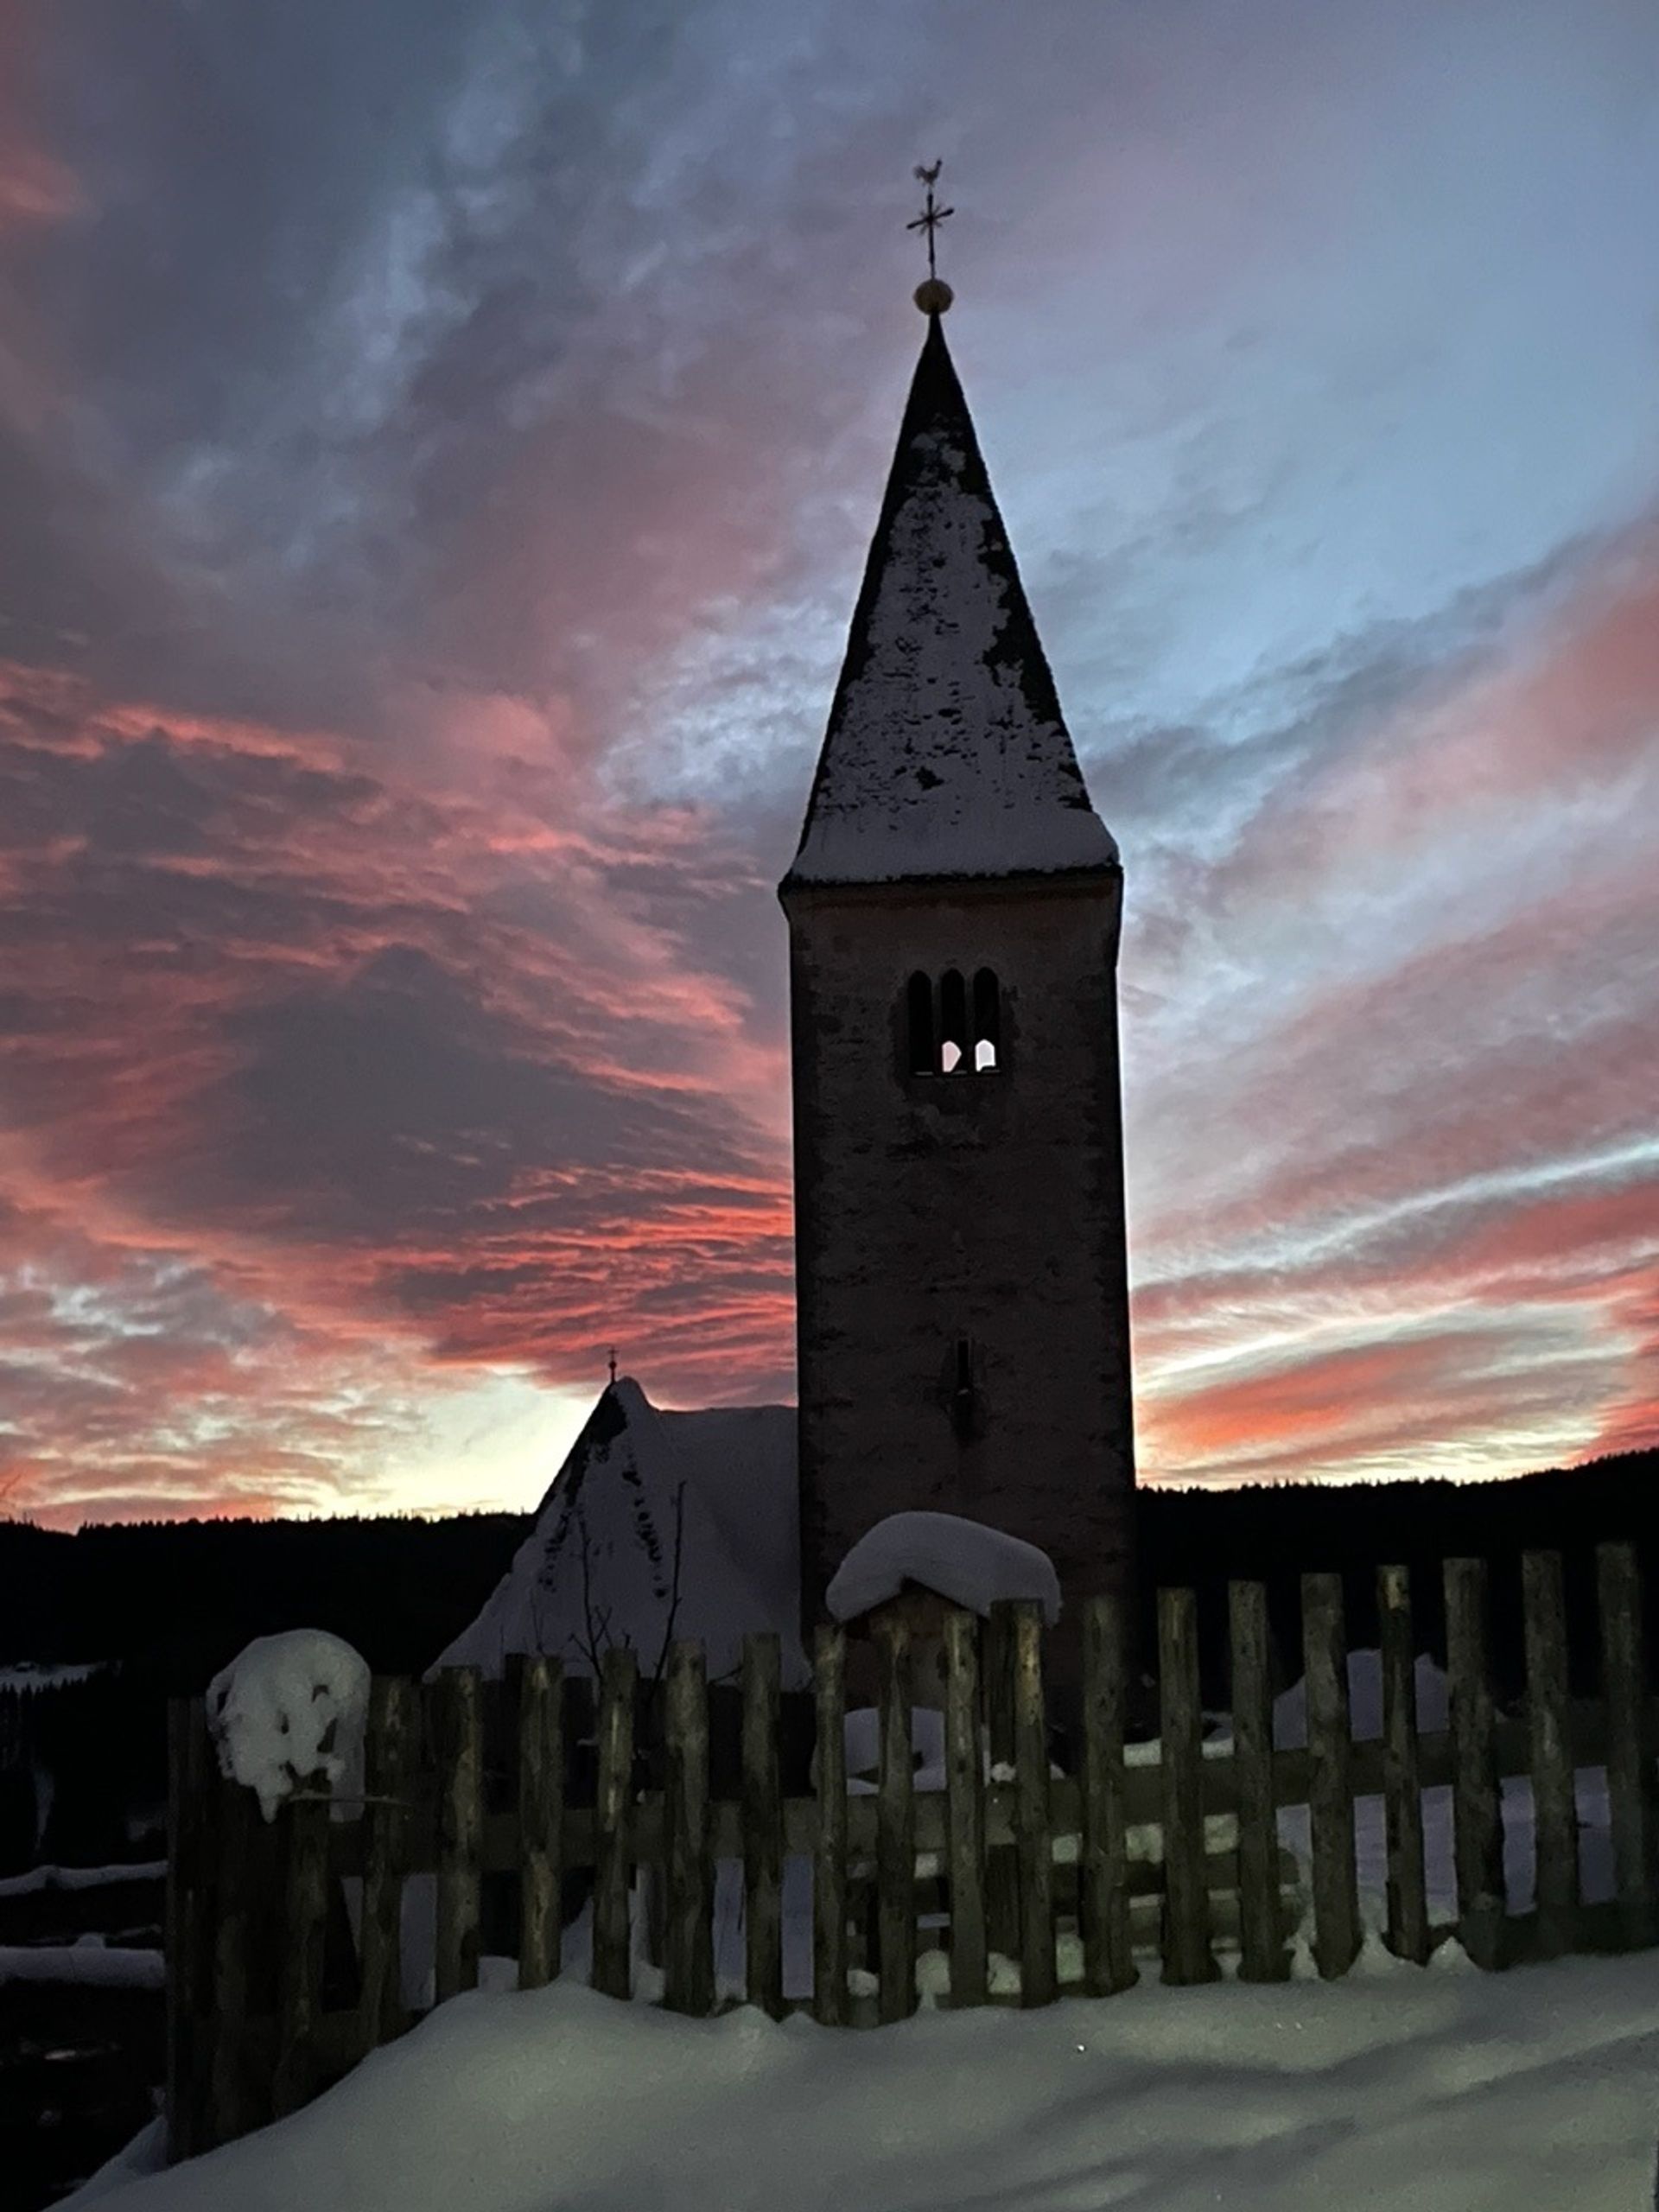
[952,1336,976,1439]
[938,969,968,1073]
[972,968,1001,1072]
[906,971,935,1077]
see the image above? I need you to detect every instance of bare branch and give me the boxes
[650,1481,690,1685]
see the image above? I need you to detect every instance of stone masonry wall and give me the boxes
[784,871,1136,1685]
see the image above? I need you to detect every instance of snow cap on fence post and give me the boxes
[206,1630,370,1821]
[826,1513,1061,1627]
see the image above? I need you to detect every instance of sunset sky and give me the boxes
[3,0,1657,1529]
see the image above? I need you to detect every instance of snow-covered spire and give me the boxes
[783,314,1119,889]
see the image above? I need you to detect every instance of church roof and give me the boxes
[783,313,1119,890]
[433,1379,804,1685]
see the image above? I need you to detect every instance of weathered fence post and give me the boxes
[357,1675,415,2043]
[165,1700,213,2162]
[207,1765,257,2147]
[1079,1593,1135,1995]
[592,1644,636,2000]
[271,1770,332,2117]
[943,1608,988,2008]
[165,1700,214,2162]
[1011,1602,1057,2006]
[1159,1586,1219,1985]
[982,1601,1020,1961]
[1302,1571,1359,1979]
[434,1666,483,2005]
[1377,1566,1428,1966]
[516,1657,564,1992]
[742,1632,785,2018]
[1230,1580,1287,1980]
[1597,1541,1657,1950]
[663,1640,713,2015]
[875,1619,916,2023]
[1521,1549,1579,1960]
[1444,1557,1505,1970]
[812,1624,849,2025]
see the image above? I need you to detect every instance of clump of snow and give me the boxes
[1056,1932,1088,1984]
[826,1512,1060,1627]
[987,1949,1022,1995]
[206,1630,370,1821]
[914,1948,951,2006]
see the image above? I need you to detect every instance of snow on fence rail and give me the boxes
[164,1545,1659,2167]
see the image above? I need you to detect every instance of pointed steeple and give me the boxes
[784,313,1118,889]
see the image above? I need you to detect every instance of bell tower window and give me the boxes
[972,968,1000,1071]
[899,967,1005,1077]
[950,1336,978,1440]
[938,969,968,1073]
[906,970,935,1077]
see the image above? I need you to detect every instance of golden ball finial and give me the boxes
[914,276,954,315]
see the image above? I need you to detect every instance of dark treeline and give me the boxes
[0,1510,527,1872]
[1136,1446,1659,1704]
[5,1450,1659,1699]
[6,1446,1654,1686]
[0,1510,527,1686]
[2,1446,1656,1868]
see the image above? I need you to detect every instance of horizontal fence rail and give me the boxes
[167,1545,1659,2163]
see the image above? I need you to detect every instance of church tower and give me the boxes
[779,269,1136,1671]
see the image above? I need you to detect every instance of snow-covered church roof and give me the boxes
[782,311,1119,890]
[435,1379,804,1687]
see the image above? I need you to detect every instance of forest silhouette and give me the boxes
[3,1446,1655,1869]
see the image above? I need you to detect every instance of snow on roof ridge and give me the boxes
[433,1381,804,1685]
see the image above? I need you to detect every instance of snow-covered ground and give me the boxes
[59,1637,1659,2210]
[0,1859,165,1898]
[0,1941,163,1989]
[67,1933,1659,2212]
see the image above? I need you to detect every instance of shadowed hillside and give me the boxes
[0,1511,527,1684]
[4,1448,1657,1686]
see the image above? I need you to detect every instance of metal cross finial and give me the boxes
[906,160,954,281]
[607,1345,618,1385]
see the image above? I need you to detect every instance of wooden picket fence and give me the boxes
[165,1545,1659,2163]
